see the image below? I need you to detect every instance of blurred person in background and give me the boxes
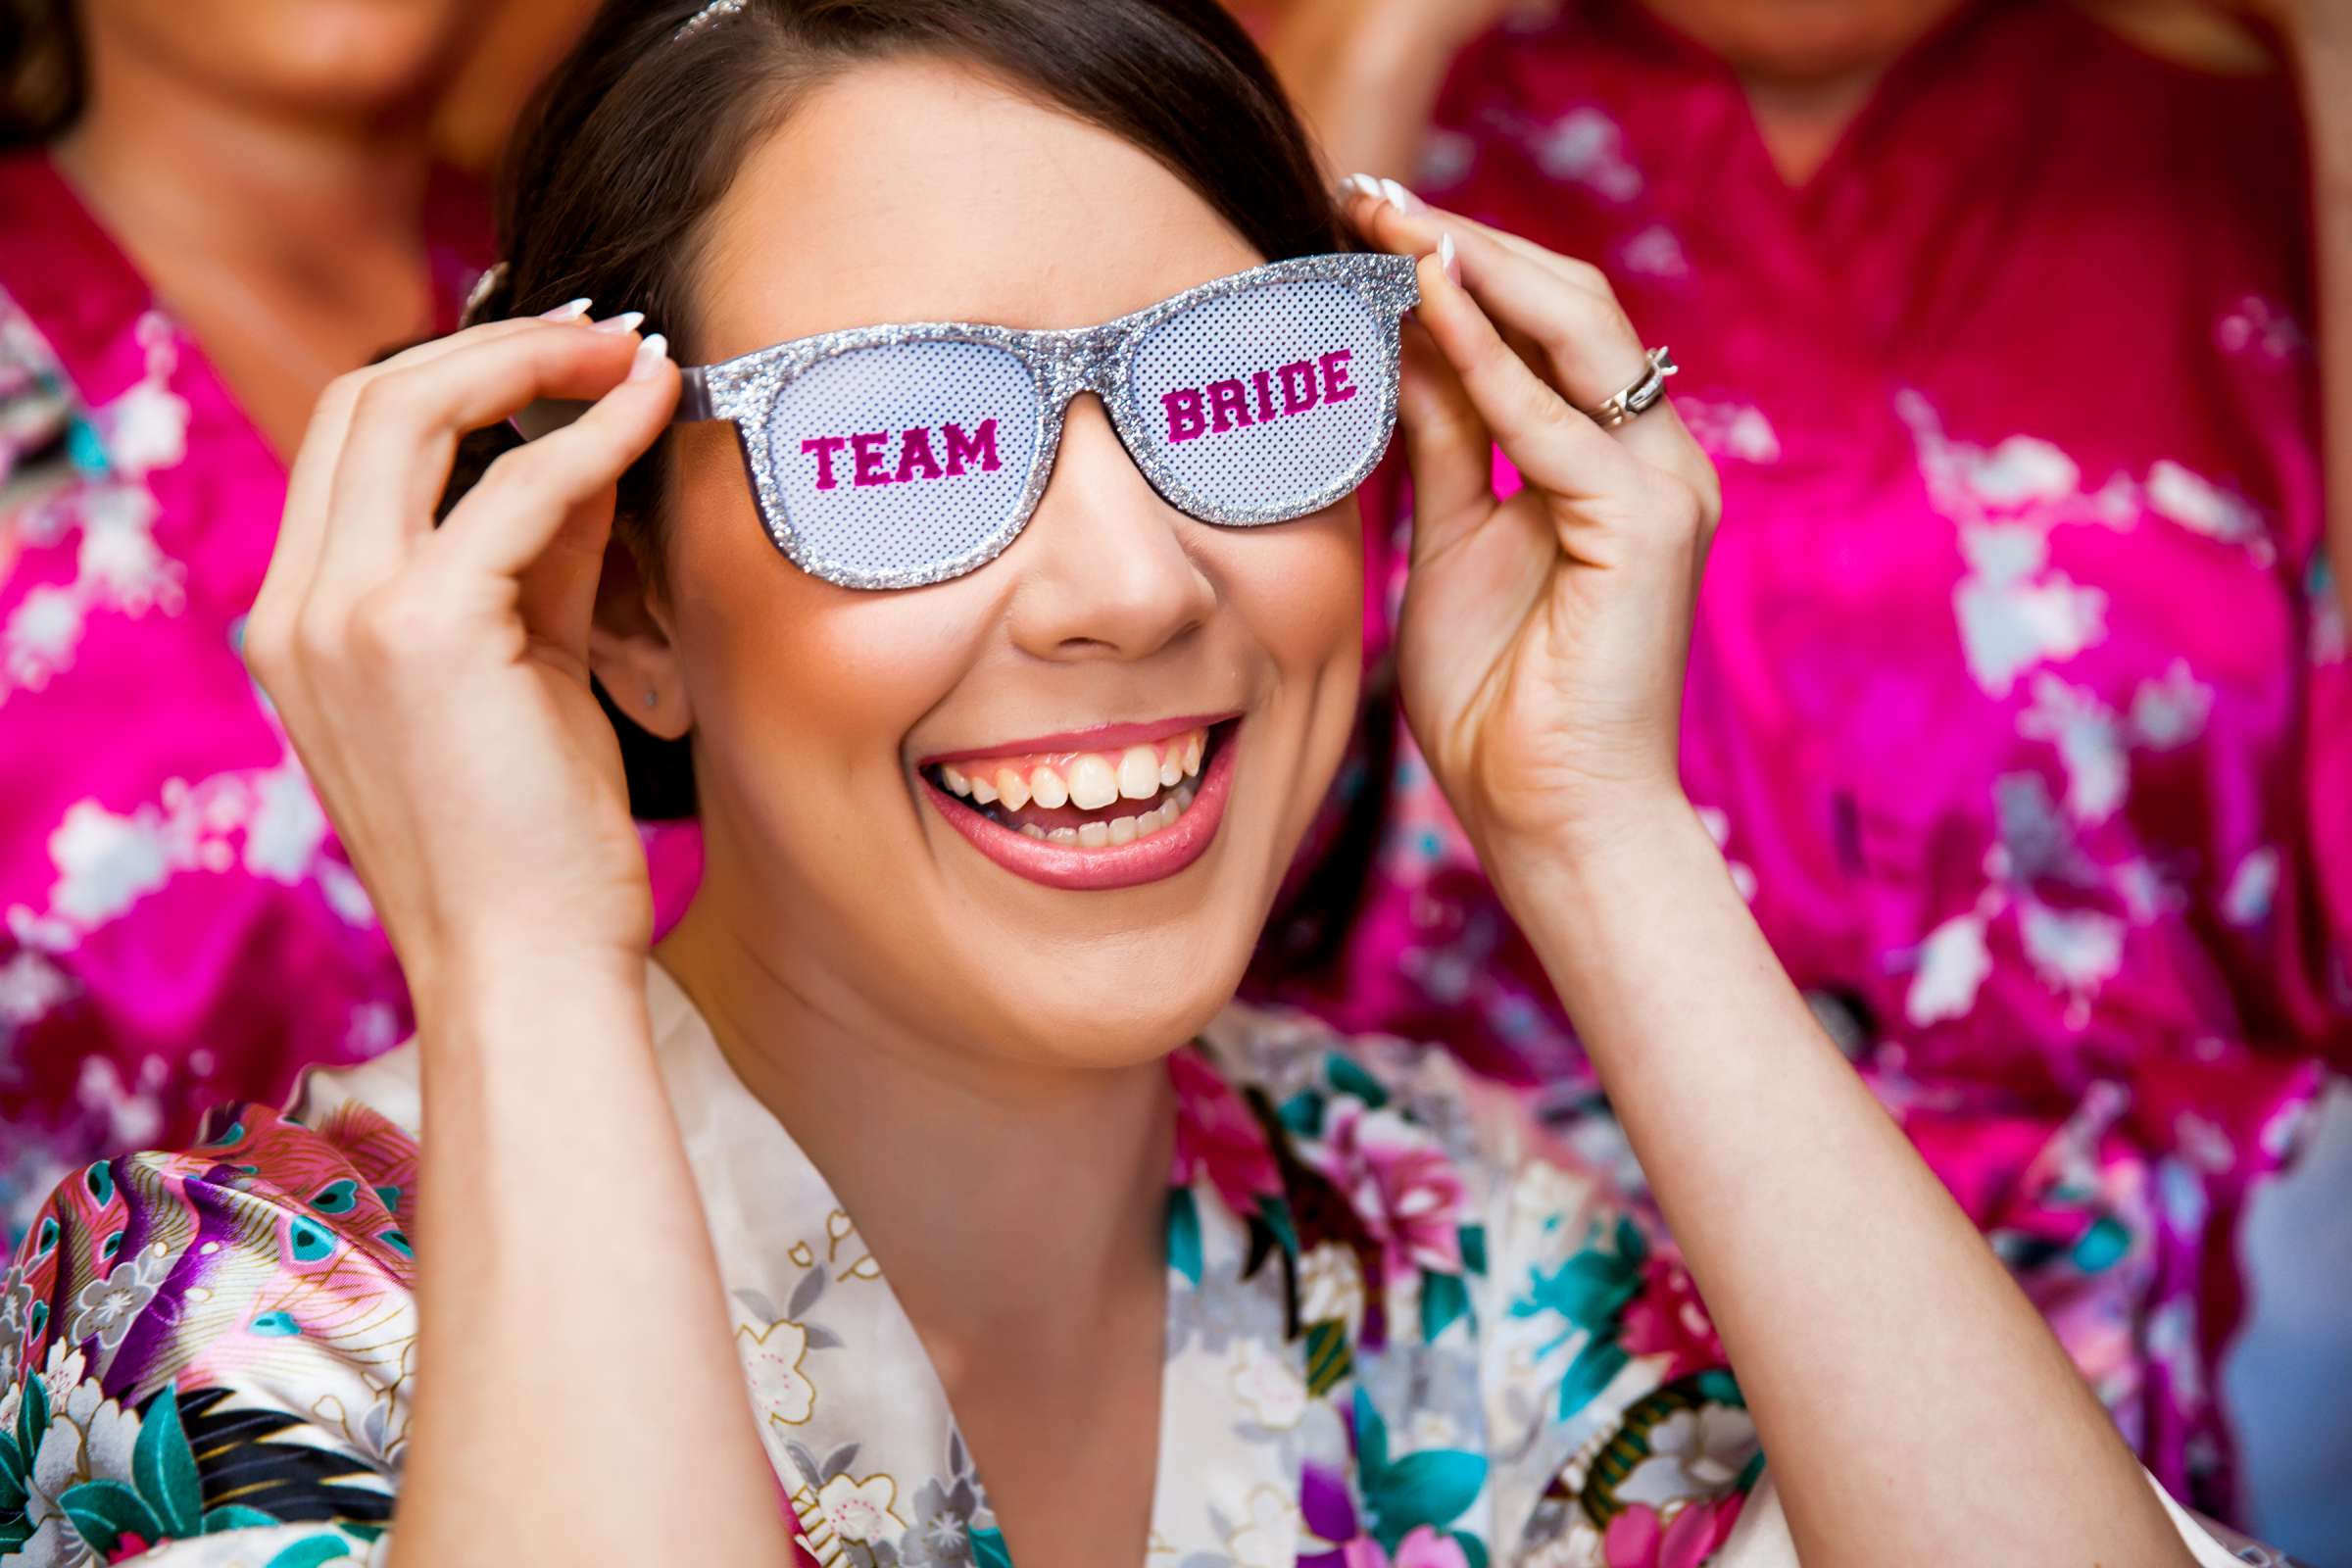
[0,0,495,1248]
[0,0,2296,1558]
[1249,0,2352,1530]
[428,0,599,174]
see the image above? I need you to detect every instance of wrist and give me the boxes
[407,937,650,1044]
[1475,791,1722,925]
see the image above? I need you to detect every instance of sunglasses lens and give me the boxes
[760,341,1041,586]
[1126,279,1392,524]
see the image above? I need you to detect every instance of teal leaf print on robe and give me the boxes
[1167,1189,1204,1286]
[57,1481,159,1559]
[56,1386,288,1555]
[131,1384,202,1537]
[1419,1269,1472,1344]
[1351,1388,1487,1552]
[1510,1214,1648,1418]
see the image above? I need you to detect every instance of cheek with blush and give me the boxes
[1205,498,1365,850]
[665,501,1023,1031]
[669,501,980,843]
[659,430,970,872]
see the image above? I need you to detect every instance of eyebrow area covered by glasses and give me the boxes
[1159,346,1361,444]
[789,330,1366,494]
[670,253,1419,588]
[800,418,1005,490]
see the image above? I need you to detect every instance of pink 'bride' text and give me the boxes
[1160,348,1356,445]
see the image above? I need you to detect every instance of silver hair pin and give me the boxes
[671,0,747,41]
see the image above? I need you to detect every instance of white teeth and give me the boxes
[1117,747,1160,801]
[953,728,1212,850]
[1068,755,1120,811]
[1029,766,1068,809]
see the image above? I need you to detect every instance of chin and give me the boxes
[1657,0,1962,78]
[957,934,1254,1072]
[240,1,470,109]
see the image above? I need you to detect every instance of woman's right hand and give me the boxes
[242,314,679,1000]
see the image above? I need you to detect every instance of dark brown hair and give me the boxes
[453,0,1342,817]
[0,0,81,147]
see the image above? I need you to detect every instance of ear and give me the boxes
[588,534,692,742]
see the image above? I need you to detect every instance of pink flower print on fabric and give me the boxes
[1342,1525,1474,1568]
[1168,1047,1284,1215]
[1602,1494,1746,1568]
[1617,1253,1727,1386]
[1310,1101,1467,1279]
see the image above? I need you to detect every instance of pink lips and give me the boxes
[923,726,1238,891]
[916,712,1233,770]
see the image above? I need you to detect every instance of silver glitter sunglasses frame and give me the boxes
[668,252,1420,591]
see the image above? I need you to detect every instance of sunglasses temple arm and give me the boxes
[672,365,717,424]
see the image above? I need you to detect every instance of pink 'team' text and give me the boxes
[1161,348,1355,445]
[802,419,1002,490]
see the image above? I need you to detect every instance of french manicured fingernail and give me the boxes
[538,298,593,321]
[1348,172,1384,202]
[1438,232,1460,286]
[629,332,669,380]
[1379,177,1422,214]
[591,310,646,334]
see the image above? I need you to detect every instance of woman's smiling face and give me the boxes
[637,57,1365,1068]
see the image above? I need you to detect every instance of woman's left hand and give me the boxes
[1343,182,1723,886]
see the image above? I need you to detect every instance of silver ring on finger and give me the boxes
[1586,346,1678,429]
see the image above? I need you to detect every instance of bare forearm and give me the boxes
[2300,33,2352,626]
[390,953,793,1566]
[1262,0,1462,179]
[1493,805,2190,1567]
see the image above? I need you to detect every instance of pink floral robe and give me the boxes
[0,966,2271,1566]
[1248,0,2352,1516]
[0,154,701,1252]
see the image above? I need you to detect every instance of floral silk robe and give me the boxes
[0,965,2258,1566]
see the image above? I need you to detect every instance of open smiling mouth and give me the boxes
[916,717,1241,892]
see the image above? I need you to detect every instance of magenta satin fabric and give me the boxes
[1250,0,2351,1514]
[0,154,704,1247]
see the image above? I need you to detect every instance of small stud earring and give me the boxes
[644,689,660,708]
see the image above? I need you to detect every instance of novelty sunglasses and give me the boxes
[667,252,1419,590]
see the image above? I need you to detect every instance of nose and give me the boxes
[1003,396,1214,662]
